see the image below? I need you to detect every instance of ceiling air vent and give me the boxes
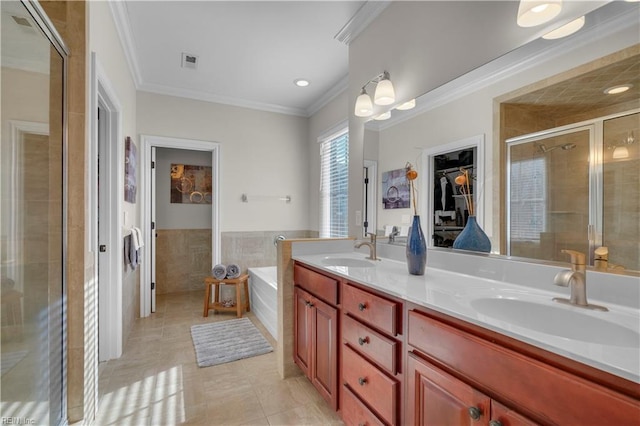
[181,53,198,70]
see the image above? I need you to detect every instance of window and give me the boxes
[510,156,546,241]
[320,130,349,237]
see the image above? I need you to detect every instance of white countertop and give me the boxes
[292,251,640,384]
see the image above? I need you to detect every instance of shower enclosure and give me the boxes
[507,111,639,272]
[1,1,68,424]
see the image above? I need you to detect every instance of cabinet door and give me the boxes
[294,287,312,377]
[311,295,338,410]
[490,401,538,426]
[407,353,491,426]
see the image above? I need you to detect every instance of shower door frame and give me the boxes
[505,115,619,264]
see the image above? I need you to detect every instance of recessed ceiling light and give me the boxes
[294,79,310,87]
[604,84,633,95]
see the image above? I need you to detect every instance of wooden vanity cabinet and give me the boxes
[341,282,404,425]
[406,305,640,425]
[293,264,339,410]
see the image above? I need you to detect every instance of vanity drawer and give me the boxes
[341,384,385,426]
[342,345,398,425]
[343,314,399,375]
[342,283,399,336]
[294,263,338,306]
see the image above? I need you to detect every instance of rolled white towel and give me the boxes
[211,264,227,280]
[226,264,241,279]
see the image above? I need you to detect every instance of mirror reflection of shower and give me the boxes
[536,142,577,153]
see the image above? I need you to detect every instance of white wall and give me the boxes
[136,91,310,233]
[155,148,212,230]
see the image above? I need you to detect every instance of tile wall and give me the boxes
[155,229,317,295]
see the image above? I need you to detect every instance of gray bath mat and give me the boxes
[190,317,273,367]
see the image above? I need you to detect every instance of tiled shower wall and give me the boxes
[156,229,317,294]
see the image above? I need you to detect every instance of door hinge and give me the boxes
[364,177,369,184]
[99,245,107,252]
[151,161,155,169]
[151,282,155,290]
[151,221,155,230]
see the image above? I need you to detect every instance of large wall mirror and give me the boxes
[1,0,68,423]
[366,1,639,275]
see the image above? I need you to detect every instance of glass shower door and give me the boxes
[508,127,592,262]
[1,1,66,424]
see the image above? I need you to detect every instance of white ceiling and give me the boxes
[112,1,375,117]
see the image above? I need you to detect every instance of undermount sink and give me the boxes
[470,297,640,347]
[320,256,376,268]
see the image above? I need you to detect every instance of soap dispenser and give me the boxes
[594,246,609,271]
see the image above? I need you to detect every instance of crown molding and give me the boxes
[371,4,639,132]
[137,82,309,117]
[109,1,142,88]
[334,0,391,45]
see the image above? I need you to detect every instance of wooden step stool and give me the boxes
[203,274,250,318]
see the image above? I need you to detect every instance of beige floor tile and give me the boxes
[266,401,344,425]
[95,290,338,426]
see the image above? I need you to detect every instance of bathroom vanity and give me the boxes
[292,250,640,425]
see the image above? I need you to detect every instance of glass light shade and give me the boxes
[542,16,585,39]
[396,99,416,110]
[355,92,373,117]
[612,146,629,159]
[517,0,562,27]
[374,78,396,105]
[374,111,391,121]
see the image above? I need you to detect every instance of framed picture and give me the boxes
[382,168,410,209]
[124,136,137,203]
[170,164,213,204]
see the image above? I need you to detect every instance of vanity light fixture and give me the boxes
[354,71,396,117]
[355,88,374,117]
[542,16,585,39]
[517,0,562,27]
[604,84,632,95]
[609,131,635,160]
[396,99,416,111]
[294,78,310,87]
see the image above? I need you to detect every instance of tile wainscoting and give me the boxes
[156,229,316,294]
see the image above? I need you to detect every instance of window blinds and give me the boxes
[320,131,349,238]
[510,157,546,241]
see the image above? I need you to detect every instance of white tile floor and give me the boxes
[95,290,343,425]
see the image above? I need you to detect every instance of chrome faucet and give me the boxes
[552,249,608,311]
[355,232,379,261]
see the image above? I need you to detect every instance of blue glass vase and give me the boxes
[452,215,491,253]
[406,215,427,275]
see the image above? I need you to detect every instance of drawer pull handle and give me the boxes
[358,337,369,346]
[358,302,367,311]
[489,421,502,426]
[358,377,367,386]
[468,407,482,421]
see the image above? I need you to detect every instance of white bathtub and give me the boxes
[248,267,277,341]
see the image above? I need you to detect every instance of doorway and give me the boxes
[140,136,220,317]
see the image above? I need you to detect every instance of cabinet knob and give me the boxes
[358,336,369,346]
[305,301,314,307]
[358,302,367,311]
[358,377,367,386]
[468,406,482,421]
[489,421,502,426]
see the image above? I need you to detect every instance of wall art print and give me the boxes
[170,164,213,204]
[382,167,410,209]
[124,136,137,203]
